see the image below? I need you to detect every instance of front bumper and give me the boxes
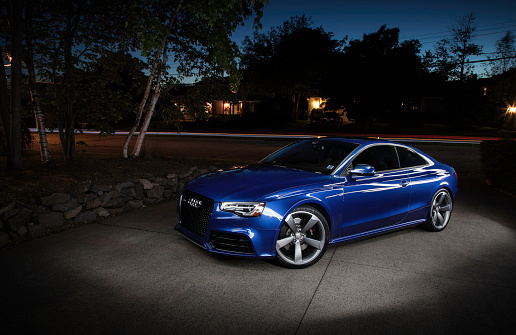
[174,222,277,258]
[175,191,279,258]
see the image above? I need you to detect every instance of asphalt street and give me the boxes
[1,139,516,334]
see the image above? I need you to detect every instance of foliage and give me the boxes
[162,76,236,127]
[329,25,427,130]
[485,31,516,76]
[480,140,516,195]
[240,15,343,119]
[26,0,136,160]
[130,0,267,87]
[74,51,147,134]
[429,12,483,82]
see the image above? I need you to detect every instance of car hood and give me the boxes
[184,164,331,201]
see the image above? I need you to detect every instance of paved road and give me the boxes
[2,140,516,334]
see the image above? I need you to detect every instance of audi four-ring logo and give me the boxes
[186,198,203,209]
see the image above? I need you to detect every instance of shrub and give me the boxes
[480,140,516,195]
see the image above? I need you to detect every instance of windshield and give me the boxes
[261,139,359,175]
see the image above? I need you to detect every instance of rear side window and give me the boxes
[397,147,428,168]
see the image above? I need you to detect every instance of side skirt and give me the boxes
[329,219,426,245]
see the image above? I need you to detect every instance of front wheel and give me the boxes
[422,188,453,232]
[275,206,329,269]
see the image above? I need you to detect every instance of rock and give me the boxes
[166,178,178,187]
[188,166,198,174]
[93,207,110,217]
[0,201,16,216]
[84,197,102,210]
[127,200,143,210]
[52,198,78,212]
[115,181,134,192]
[196,168,208,177]
[28,224,46,239]
[15,226,28,239]
[208,166,219,172]
[102,191,125,208]
[75,211,97,223]
[39,212,64,229]
[2,208,20,220]
[154,177,168,186]
[178,172,190,180]
[32,205,47,216]
[164,190,174,199]
[142,173,154,180]
[91,184,112,193]
[41,193,70,206]
[144,198,160,205]
[64,205,83,220]
[166,173,177,180]
[101,191,121,206]
[139,179,153,190]
[6,207,33,231]
[77,194,97,204]
[145,185,164,199]
[77,180,92,193]
[134,183,144,200]
[108,207,124,216]
[121,187,136,198]
[0,231,9,247]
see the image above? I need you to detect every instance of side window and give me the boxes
[352,145,400,172]
[397,147,428,168]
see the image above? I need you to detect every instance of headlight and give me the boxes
[220,202,266,217]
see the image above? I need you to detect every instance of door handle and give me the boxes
[400,180,409,187]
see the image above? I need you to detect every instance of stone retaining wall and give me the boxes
[0,166,216,247]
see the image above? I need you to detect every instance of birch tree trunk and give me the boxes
[131,67,163,158]
[26,36,50,163]
[122,49,161,158]
[123,0,183,159]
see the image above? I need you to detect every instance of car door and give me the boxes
[341,145,411,236]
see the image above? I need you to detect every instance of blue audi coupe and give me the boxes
[175,138,458,268]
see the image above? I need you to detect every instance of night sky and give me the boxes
[232,0,516,69]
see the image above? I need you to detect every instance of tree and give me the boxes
[74,51,147,135]
[24,2,50,163]
[31,0,134,161]
[1,0,24,170]
[240,15,343,120]
[432,12,483,82]
[122,0,267,158]
[486,31,516,76]
[335,25,427,130]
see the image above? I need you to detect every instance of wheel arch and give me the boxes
[298,202,331,228]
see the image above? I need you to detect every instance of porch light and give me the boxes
[508,106,516,114]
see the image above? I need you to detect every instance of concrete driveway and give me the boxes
[1,143,516,334]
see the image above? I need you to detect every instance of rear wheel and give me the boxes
[275,206,329,269]
[422,188,453,232]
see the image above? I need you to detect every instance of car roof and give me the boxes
[311,136,393,146]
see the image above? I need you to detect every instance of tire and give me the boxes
[422,188,453,232]
[275,206,329,269]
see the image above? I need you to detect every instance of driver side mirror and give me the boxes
[349,164,376,177]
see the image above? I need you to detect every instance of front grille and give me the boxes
[180,191,214,237]
[210,231,254,254]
